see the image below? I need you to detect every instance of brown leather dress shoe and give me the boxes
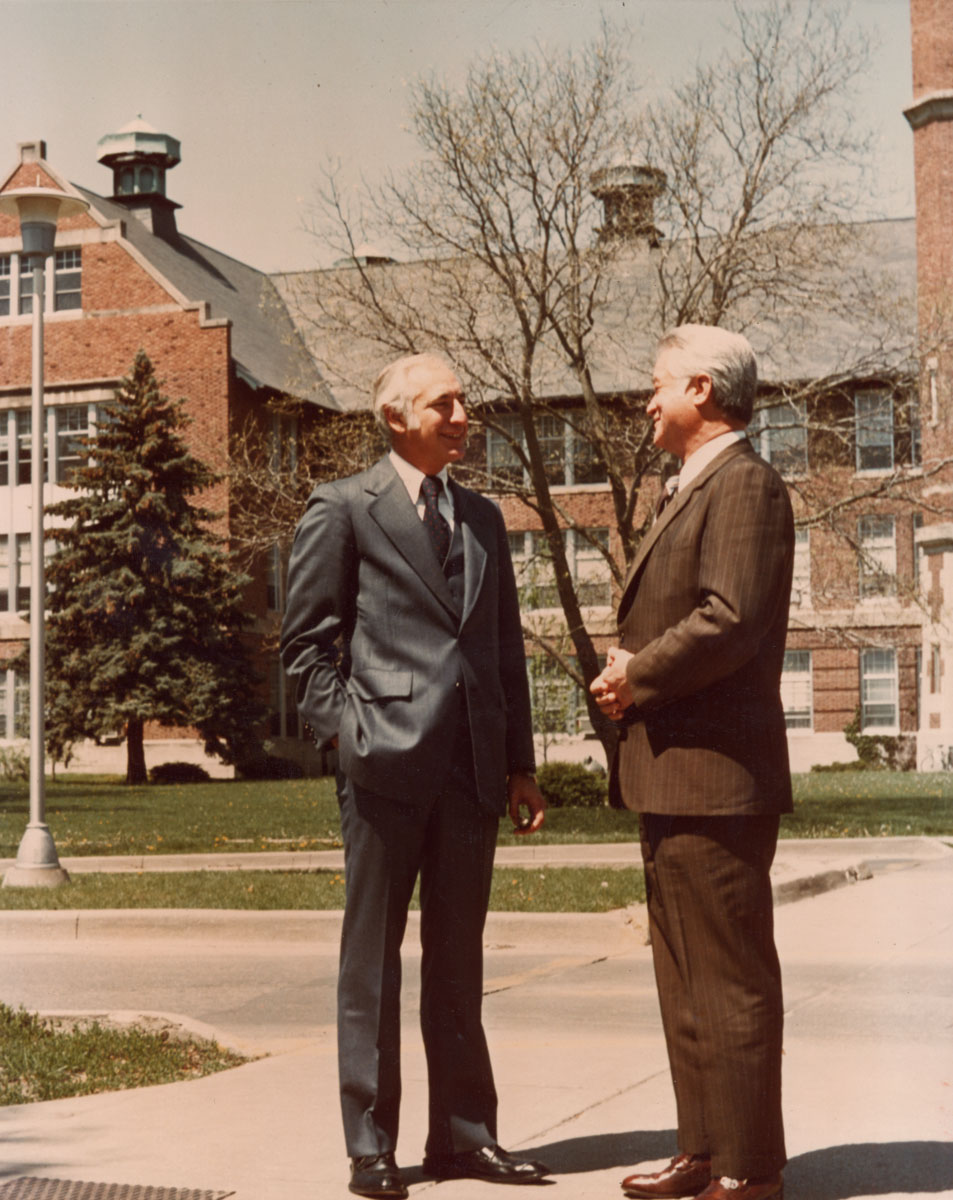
[620,1153,711,1198]
[694,1175,783,1200]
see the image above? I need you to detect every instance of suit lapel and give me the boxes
[450,480,489,626]
[619,440,753,617]
[365,458,457,616]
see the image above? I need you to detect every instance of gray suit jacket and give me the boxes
[280,456,535,812]
[613,439,795,815]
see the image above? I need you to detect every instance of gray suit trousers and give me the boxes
[337,749,499,1158]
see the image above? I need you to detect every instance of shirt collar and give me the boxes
[677,429,747,492]
[388,449,450,504]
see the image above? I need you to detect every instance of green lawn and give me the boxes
[0,865,645,913]
[0,770,951,863]
[0,1002,247,1106]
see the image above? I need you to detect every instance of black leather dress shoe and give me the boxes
[423,1143,551,1184]
[349,1151,408,1199]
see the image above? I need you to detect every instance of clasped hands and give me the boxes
[590,646,636,722]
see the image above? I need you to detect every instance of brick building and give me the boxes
[905,0,953,768]
[0,123,327,772]
[3,0,952,778]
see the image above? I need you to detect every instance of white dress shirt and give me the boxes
[676,429,747,492]
[388,450,456,531]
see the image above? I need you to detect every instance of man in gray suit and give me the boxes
[281,352,550,1198]
[592,325,793,1200]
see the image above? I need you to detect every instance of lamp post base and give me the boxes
[2,863,71,888]
[2,823,70,888]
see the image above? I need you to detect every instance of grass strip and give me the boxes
[0,866,646,913]
[0,1002,247,1106]
[0,772,950,861]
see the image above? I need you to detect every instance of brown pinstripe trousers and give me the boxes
[639,812,786,1180]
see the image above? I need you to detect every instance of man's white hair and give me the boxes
[657,324,758,424]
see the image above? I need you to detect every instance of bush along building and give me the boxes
[0,122,329,775]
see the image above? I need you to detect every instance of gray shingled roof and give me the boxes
[74,186,335,409]
[271,217,917,410]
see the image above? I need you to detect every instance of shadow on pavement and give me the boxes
[788,1141,953,1197]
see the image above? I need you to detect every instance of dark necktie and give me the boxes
[420,475,451,565]
[655,475,679,521]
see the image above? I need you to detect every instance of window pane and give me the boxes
[858,514,896,598]
[55,404,89,484]
[0,255,10,318]
[486,415,524,486]
[54,248,82,312]
[855,391,894,472]
[781,649,812,729]
[861,647,897,729]
[759,401,808,474]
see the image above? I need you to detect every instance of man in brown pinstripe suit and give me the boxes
[591,325,794,1200]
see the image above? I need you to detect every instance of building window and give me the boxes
[55,404,90,483]
[18,258,36,316]
[0,536,7,611]
[509,527,611,610]
[527,654,592,737]
[16,410,47,485]
[15,533,30,613]
[0,255,10,317]
[53,248,82,311]
[756,400,808,474]
[486,412,607,488]
[791,527,810,607]
[781,649,812,730]
[855,390,894,472]
[860,647,898,731]
[930,643,942,695]
[858,514,896,599]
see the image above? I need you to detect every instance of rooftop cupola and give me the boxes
[591,164,666,247]
[97,117,181,238]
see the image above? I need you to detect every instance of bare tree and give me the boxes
[268,1,917,758]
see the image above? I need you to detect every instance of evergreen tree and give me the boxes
[29,350,264,784]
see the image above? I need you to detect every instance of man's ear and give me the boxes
[689,373,715,411]
[383,405,406,435]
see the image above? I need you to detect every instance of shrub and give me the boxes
[149,762,211,784]
[536,761,608,808]
[0,747,29,781]
[237,754,304,780]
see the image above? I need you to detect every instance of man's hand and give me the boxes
[590,646,636,721]
[507,772,546,835]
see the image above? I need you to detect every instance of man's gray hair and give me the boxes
[372,352,452,437]
[657,324,758,424]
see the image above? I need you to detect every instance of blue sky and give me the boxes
[1,0,915,273]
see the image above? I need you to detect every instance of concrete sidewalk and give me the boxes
[0,836,951,1200]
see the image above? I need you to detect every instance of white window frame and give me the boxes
[509,527,611,611]
[791,527,810,607]
[486,412,607,488]
[855,390,894,473]
[860,647,899,732]
[781,649,813,731]
[858,514,897,599]
[756,399,808,475]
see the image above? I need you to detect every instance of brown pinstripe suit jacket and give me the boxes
[612,439,795,815]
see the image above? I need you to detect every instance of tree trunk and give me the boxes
[126,717,148,785]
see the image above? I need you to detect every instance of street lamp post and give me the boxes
[0,186,88,888]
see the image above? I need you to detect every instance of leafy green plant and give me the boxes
[536,761,608,808]
[0,747,29,782]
